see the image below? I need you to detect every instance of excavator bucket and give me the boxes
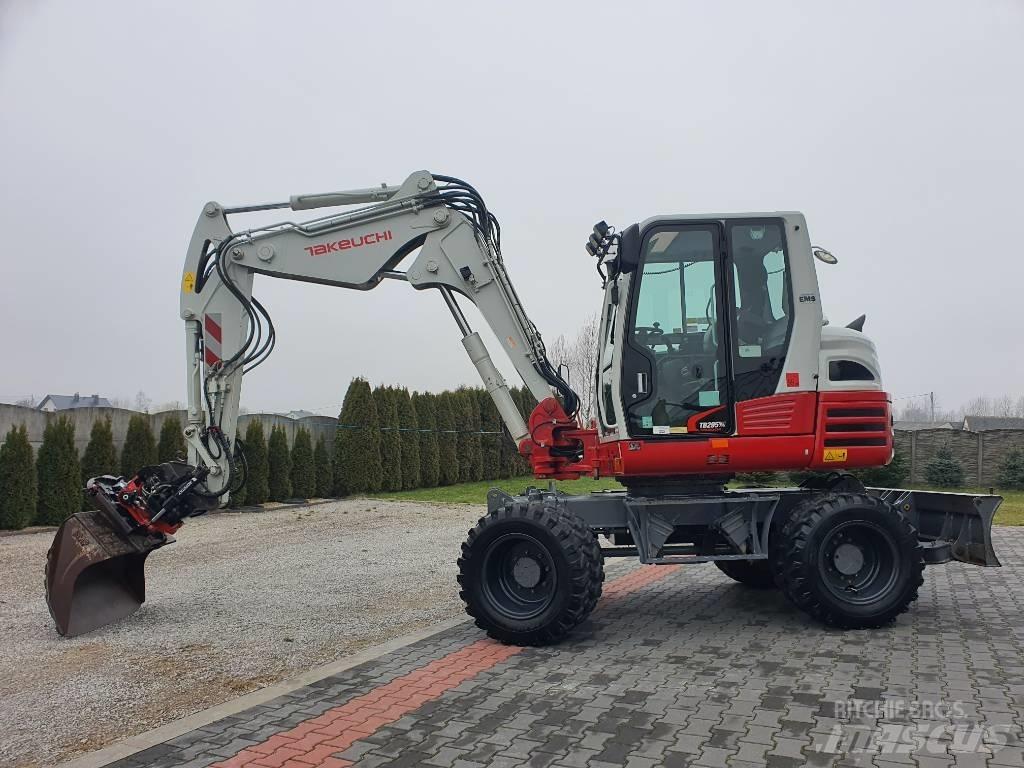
[45,509,171,637]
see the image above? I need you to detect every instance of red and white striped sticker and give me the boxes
[204,313,222,367]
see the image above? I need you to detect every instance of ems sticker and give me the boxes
[652,426,671,435]
[823,448,848,463]
[641,416,653,428]
[182,271,196,293]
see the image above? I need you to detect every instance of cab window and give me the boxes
[625,226,731,436]
[727,221,792,401]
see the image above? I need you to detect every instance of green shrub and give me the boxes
[335,378,383,495]
[0,424,36,530]
[787,470,818,486]
[120,414,156,477]
[242,420,269,504]
[157,415,187,462]
[314,434,334,498]
[455,388,483,483]
[497,426,515,480]
[435,392,460,486]
[267,424,292,501]
[290,427,316,499]
[924,445,964,488]
[413,392,440,488]
[857,448,910,488]
[395,388,421,490]
[996,447,1024,490]
[228,470,247,507]
[375,385,402,492]
[36,416,80,526]
[80,418,118,509]
[477,389,503,481]
[735,471,779,486]
[509,386,536,477]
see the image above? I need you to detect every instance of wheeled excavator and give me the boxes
[45,172,1002,644]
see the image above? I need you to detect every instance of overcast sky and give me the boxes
[1,1,1021,415]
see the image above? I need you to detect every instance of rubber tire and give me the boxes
[776,492,924,629]
[457,499,604,645]
[714,559,776,589]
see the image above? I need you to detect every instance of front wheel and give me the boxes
[777,493,924,629]
[457,499,604,645]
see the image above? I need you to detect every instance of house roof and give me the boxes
[962,415,1024,431]
[37,393,113,410]
[283,410,316,420]
[894,421,959,431]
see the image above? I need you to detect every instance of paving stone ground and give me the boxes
[87,528,1024,768]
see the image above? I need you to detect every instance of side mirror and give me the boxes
[617,223,641,273]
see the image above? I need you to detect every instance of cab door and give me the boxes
[620,223,734,438]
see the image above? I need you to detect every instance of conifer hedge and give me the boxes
[335,378,383,495]
[267,424,292,501]
[290,426,316,499]
[413,392,440,488]
[375,385,402,492]
[435,391,460,486]
[36,416,80,525]
[242,420,269,504]
[395,388,420,490]
[0,424,36,529]
[157,416,187,463]
[121,414,156,477]
[81,418,118,510]
[314,434,334,498]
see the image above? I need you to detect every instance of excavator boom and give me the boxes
[45,172,584,636]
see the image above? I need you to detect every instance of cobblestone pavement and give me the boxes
[91,528,1024,768]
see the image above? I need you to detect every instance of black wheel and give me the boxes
[457,499,604,645]
[715,559,776,589]
[777,492,923,629]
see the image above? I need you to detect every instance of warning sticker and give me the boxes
[642,416,653,428]
[652,426,670,435]
[823,448,848,463]
[182,271,196,293]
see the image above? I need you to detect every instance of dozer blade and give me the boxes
[870,488,1002,567]
[45,510,172,637]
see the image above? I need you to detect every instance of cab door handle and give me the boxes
[636,372,649,395]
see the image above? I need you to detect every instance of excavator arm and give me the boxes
[180,170,577,496]
[45,172,589,637]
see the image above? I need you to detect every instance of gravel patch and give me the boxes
[0,498,484,768]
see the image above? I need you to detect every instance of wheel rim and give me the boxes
[480,533,558,620]
[818,520,900,606]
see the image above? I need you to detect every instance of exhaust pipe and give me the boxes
[45,504,172,637]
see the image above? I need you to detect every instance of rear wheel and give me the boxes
[457,499,604,645]
[714,559,776,589]
[776,493,923,629]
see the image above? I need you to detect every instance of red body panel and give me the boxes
[735,392,816,435]
[525,391,892,480]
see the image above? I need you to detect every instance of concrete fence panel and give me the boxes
[909,429,980,486]
[979,430,1024,487]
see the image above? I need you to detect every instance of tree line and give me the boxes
[0,413,188,530]
[8,380,1021,530]
[0,380,536,529]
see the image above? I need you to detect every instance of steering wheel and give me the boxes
[635,323,665,337]
[635,323,670,350]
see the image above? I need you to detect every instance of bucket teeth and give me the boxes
[45,510,171,637]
